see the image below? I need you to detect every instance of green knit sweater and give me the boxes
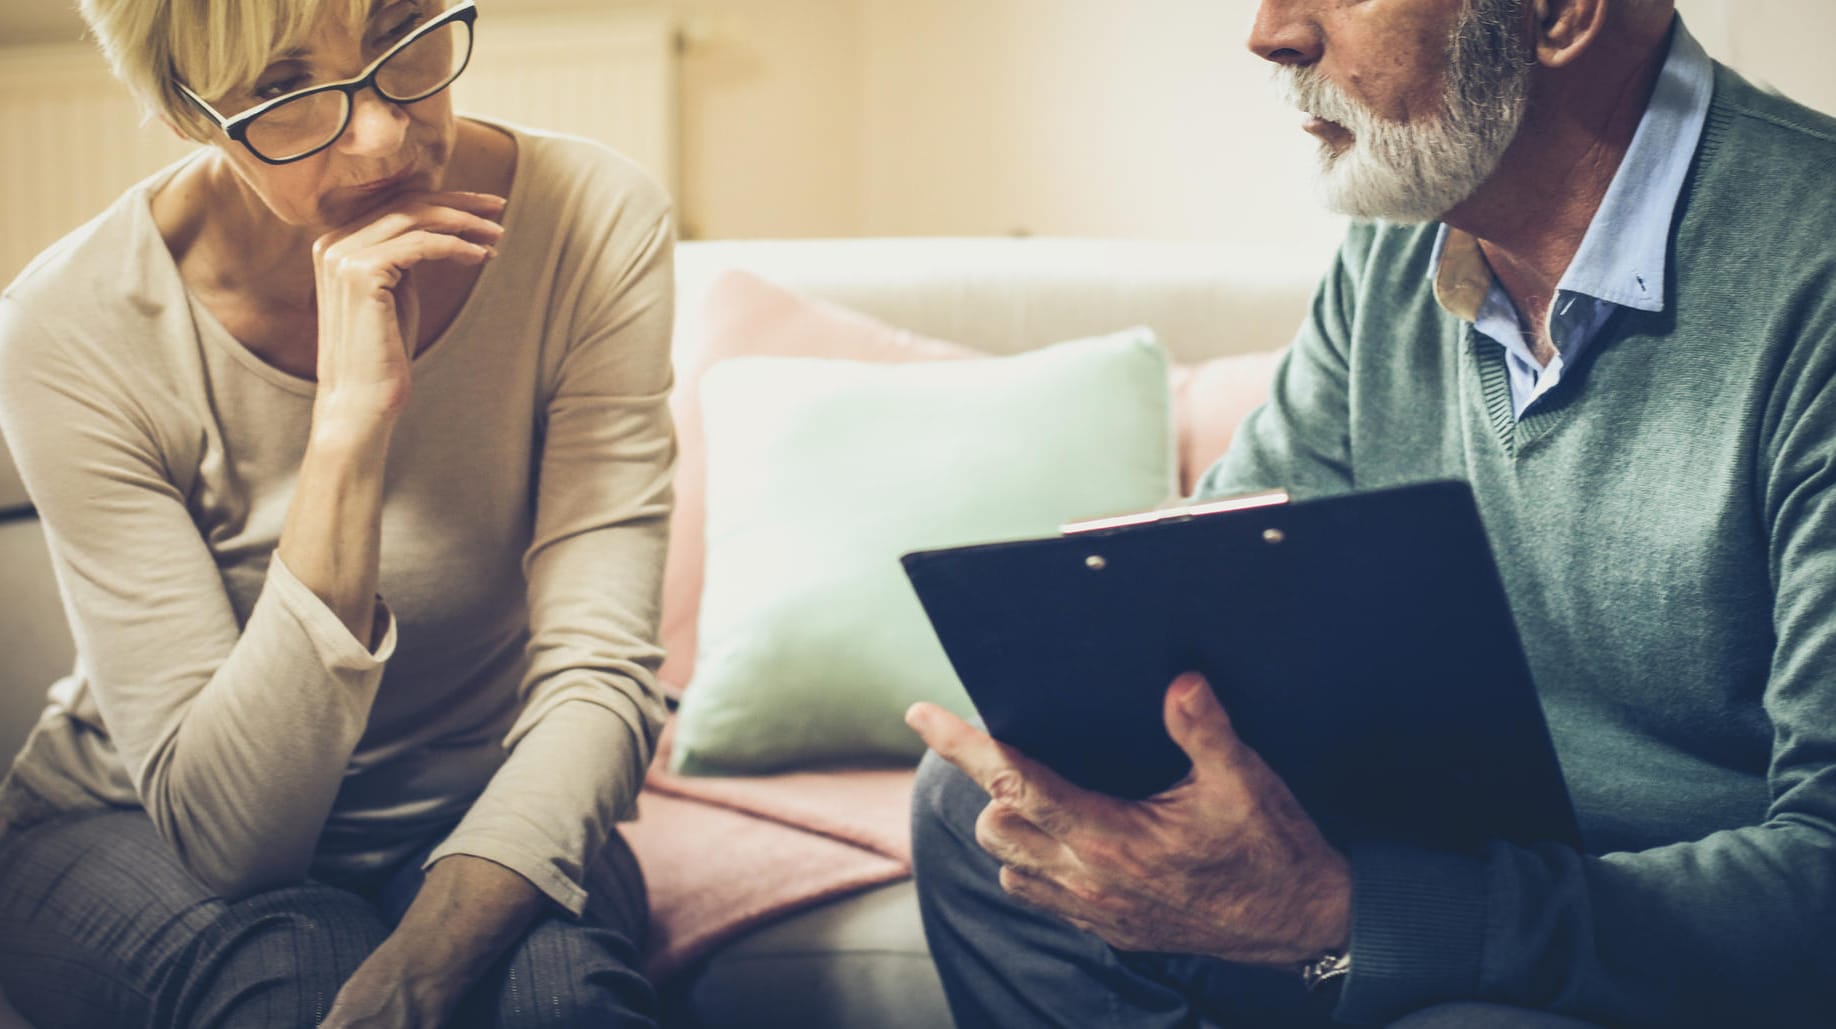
[1199,66,1836,1027]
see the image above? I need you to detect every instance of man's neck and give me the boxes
[1443,19,1672,362]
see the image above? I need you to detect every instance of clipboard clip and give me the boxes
[1059,489,1291,536]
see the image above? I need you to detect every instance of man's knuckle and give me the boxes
[997,865,1030,898]
[1066,876,1108,907]
[987,769,1022,804]
[973,808,1006,855]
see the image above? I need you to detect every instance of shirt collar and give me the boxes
[1431,16,1714,322]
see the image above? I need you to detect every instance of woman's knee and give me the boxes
[478,918,657,1028]
[176,884,389,1026]
[0,811,236,1027]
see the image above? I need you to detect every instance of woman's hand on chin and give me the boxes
[308,190,506,431]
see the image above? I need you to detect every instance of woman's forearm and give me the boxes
[318,856,549,1026]
[277,405,395,647]
[387,856,547,1011]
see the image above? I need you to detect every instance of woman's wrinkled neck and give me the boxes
[153,150,318,306]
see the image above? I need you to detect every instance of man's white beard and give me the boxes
[1271,2,1533,223]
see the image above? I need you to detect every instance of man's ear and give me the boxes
[158,115,188,141]
[1530,0,1609,68]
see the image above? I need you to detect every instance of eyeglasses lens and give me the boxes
[245,91,349,161]
[243,15,473,162]
[377,18,471,102]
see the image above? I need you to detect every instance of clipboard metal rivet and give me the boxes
[1263,528,1286,545]
[1085,555,1108,571]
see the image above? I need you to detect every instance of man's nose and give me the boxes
[337,87,411,158]
[1247,0,1324,66]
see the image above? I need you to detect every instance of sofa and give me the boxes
[0,236,1321,1027]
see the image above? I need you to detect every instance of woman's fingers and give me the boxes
[312,194,502,335]
[338,207,503,252]
[418,190,508,215]
[315,231,493,323]
[320,194,505,261]
[351,229,496,276]
[356,189,507,223]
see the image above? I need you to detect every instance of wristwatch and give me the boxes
[1298,949,1352,991]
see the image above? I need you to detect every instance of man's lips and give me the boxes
[1302,114,1340,135]
[1302,115,1354,149]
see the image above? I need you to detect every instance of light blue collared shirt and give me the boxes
[1429,18,1714,418]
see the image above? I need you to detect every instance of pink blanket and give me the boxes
[623,721,917,979]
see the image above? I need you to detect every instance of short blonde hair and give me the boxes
[78,0,372,141]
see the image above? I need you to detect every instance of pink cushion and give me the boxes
[659,269,1280,694]
[1170,349,1285,495]
[627,719,915,977]
[627,789,909,978]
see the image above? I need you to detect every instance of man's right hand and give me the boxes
[908,673,1352,968]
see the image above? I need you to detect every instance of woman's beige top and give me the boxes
[0,122,675,917]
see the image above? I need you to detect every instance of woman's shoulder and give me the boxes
[479,118,673,231]
[0,158,204,444]
[3,159,195,342]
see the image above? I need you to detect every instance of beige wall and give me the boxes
[666,0,862,239]
[854,0,1836,264]
[0,0,1832,253]
[1678,0,1836,110]
[858,0,1345,259]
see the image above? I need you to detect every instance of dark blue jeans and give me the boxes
[0,808,656,1028]
[911,751,1602,1029]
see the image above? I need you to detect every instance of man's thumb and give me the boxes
[1164,672,1239,771]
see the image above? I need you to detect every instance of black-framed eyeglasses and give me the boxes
[178,1,478,165]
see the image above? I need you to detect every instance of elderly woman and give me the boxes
[0,0,674,1024]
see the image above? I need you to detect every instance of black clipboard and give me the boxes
[900,479,1580,854]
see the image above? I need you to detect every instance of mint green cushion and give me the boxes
[671,330,1176,774]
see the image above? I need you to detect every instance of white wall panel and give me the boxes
[0,46,196,286]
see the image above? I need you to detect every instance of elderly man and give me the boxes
[907,0,1836,1026]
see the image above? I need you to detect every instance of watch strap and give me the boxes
[1298,949,1352,991]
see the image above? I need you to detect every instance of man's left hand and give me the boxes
[907,672,1351,967]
